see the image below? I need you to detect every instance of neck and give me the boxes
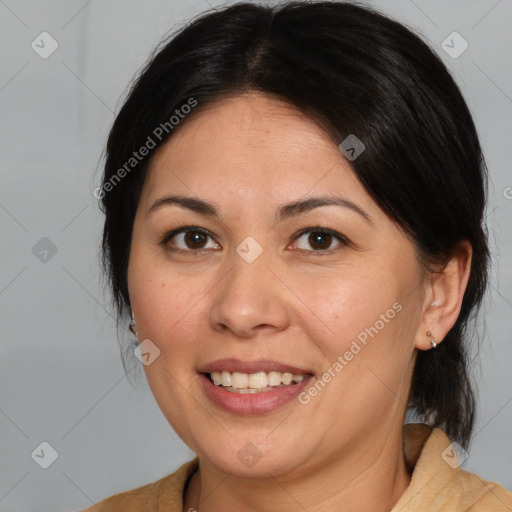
[183,426,412,512]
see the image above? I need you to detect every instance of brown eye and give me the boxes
[308,232,333,250]
[292,228,347,253]
[183,231,208,249]
[162,227,220,252]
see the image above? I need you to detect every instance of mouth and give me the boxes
[203,370,313,394]
[197,359,315,414]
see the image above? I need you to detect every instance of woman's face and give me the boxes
[127,92,429,478]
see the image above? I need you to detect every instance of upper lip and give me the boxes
[198,358,314,375]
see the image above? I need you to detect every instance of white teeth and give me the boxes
[221,371,231,387]
[267,371,282,386]
[231,372,249,389]
[208,370,308,390]
[248,372,268,389]
[282,373,293,385]
[227,386,276,394]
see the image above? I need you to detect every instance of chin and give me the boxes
[196,439,310,479]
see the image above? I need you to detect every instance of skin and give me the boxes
[127,92,472,512]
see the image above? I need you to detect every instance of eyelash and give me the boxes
[158,225,349,256]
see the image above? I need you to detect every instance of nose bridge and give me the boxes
[233,238,271,292]
[224,236,273,308]
[208,236,289,336]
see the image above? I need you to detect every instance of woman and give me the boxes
[81,1,512,510]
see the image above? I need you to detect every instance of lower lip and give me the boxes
[199,373,314,415]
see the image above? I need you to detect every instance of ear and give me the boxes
[414,240,472,351]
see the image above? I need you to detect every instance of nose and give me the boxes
[208,246,291,338]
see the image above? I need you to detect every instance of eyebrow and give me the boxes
[146,194,373,224]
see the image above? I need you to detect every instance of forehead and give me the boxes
[139,93,373,218]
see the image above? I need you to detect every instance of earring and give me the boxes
[426,331,437,349]
[130,311,139,339]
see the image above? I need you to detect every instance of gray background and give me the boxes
[1,0,511,510]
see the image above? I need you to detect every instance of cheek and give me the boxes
[129,271,207,355]
[128,230,199,315]
[290,260,418,406]
[127,242,200,366]
[127,255,212,440]
[290,264,402,359]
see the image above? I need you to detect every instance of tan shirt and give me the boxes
[77,424,512,511]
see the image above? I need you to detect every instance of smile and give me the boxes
[199,372,315,415]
